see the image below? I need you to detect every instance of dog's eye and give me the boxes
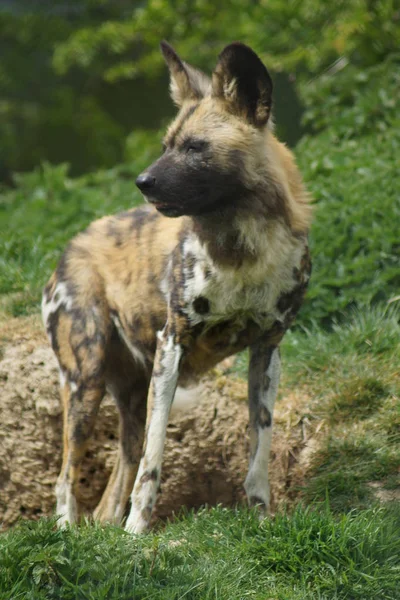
[185,139,208,153]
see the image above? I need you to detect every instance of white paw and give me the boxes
[125,510,149,535]
[244,474,270,514]
[56,481,77,527]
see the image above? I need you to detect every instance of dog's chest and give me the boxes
[158,227,310,383]
[177,236,302,329]
[186,273,276,331]
[175,257,299,383]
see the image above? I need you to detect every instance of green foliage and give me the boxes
[301,54,400,137]
[53,0,400,81]
[0,7,127,181]
[282,303,400,374]
[306,426,399,511]
[1,506,400,599]
[2,1,399,179]
[297,55,400,326]
[297,122,400,325]
[327,376,388,421]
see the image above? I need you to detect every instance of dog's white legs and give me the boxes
[125,333,182,534]
[245,343,280,514]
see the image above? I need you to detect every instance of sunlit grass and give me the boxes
[229,303,400,513]
[1,505,399,599]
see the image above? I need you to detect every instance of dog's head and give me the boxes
[136,41,273,218]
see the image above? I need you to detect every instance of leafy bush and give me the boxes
[289,51,400,324]
[301,54,400,137]
[54,0,400,82]
[2,2,399,179]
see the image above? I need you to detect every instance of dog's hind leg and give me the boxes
[43,279,110,526]
[56,377,105,526]
[94,379,147,525]
[244,342,281,515]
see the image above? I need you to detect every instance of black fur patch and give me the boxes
[213,42,273,127]
[249,496,266,509]
[193,296,210,315]
[140,469,159,484]
[257,405,272,428]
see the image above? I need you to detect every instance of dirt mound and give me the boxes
[0,315,315,529]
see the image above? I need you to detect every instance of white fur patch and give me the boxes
[55,479,78,527]
[152,334,182,413]
[223,76,237,100]
[125,509,148,535]
[59,368,66,389]
[181,236,212,324]
[244,348,281,508]
[41,282,73,330]
[111,313,146,368]
[266,347,281,401]
[160,257,173,299]
[126,335,182,534]
[180,223,306,331]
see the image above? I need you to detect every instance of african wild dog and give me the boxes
[42,41,312,533]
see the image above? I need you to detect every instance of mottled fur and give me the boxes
[42,41,312,533]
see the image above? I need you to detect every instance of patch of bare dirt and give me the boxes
[0,315,317,530]
[367,481,400,503]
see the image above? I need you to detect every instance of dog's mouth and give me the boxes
[142,193,220,218]
[144,196,184,217]
[153,202,184,217]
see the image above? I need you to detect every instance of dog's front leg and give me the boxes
[244,341,281,515]
[125,329,182,534]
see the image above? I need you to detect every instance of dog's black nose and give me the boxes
[136,173,156,191]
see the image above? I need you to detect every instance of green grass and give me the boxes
[0,310,398,600]
[282,302,400,376]
[296,53,400,324]
[231,303,400,513]
[283,304,400,511]
[1,505,399,599]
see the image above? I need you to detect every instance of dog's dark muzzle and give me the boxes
[135,173,156,192]
[136,171,184,217]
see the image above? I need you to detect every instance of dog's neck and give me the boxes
[188,195,285,270]
[190,209,250,268]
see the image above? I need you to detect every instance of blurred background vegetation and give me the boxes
[1,0,399,181]
[0,0,399,323]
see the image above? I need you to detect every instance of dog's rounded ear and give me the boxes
[160,41,211,107]
[211,42,273,128]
